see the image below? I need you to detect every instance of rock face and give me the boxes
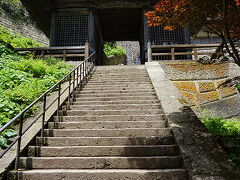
[8,66,188,180]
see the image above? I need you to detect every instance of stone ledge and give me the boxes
[146,62,240,180]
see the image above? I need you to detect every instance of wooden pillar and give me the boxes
[63,50,67,61]
[171,48,175,60]
[84,42,89,60]
[194,48,198,60]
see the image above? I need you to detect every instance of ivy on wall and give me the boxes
[0,0,32,23]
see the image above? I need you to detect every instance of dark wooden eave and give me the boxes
[20,0,55,37]
[20,0,155,38]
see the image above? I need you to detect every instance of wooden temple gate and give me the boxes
[20,0,191,65]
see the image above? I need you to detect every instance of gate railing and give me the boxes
[147,42,221,61]
[0,51,96,170]
[15,42,89,61]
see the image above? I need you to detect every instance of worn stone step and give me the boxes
[82,86,154,91]
[44,128,171,137]
[8,169,188,180]
[89,78,150,81]
[55,115,165,122]
[19,156,183,169]
[36,136,175,146]
[93,71,147,73]
[80,89,155,94]
[86,82,152,86]
[76,92,155,98]
[75,96,157,101]
[64,109,163,116]
[28,145,179,157]
[93,71,147,74]
[72,100,160,105]
[48,121,166,129]
[84,84,153,89]
[69,104,161,111]
[88,80,151,84]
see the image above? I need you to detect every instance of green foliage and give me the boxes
[200,110,240,140]
[229,154,240,170]
[236,84,240,92]
[0,27,71,149]
[104,42,126,57]
[0,0,31,22]
[0,26,40,49]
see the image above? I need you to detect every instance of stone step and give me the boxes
[93,71,147,73]
[86,82,152,86]
[69,104,161,111]
[88,80,151,83]
[28,145,179,157]
[72,100,160,105]
[19,156,183,169]
[8,169,188,180]
[82,86,154,91]
[93,71,147,74]
[44,128,171,137]
[89,77,150,80]
[80,89,155,94]
[84,84,153,89]
[36,136,175,146]
[75,96,157,101]
[64,109,163,116]
[48,121,166,129]
[76,92,155,98]
[55,115,165,122]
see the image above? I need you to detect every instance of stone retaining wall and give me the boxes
[0,7,49,45]
[161,61,238,107]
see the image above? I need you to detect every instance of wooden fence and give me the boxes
[15,42,89,61]
[147,42,221,61]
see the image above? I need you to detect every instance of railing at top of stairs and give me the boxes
[0,51,97,170]
[147,41,240,61]
[15,42,90,61]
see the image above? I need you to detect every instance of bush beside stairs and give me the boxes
[9,66,188,180]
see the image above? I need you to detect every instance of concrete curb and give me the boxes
[146,62,240,180]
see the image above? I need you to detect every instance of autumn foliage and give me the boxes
[145,0,240,65]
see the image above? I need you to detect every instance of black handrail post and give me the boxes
[57,82,61,117]
[85,61,87,83]
[73,70,76,100]
[15,114,24,170]
[77,66,79,89]
[41,95,47,143]
[83,61,85,84]
[68,73,71,104]
[80,64,82,90]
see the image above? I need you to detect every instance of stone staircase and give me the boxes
[9,66,188,180]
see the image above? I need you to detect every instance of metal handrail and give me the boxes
[0,51,97,170]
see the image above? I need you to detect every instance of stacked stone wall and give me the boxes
[0,7,49,45]
[161,61,238,107]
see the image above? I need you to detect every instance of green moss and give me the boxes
[0,0,31,23]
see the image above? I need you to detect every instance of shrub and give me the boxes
[0,27,72,149]
[229,154,240,170]
[104,42,126,57]
[200,110,240,140]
